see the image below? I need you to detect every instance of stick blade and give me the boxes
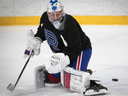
[7,83,14,91]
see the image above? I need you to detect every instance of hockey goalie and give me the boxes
[24,0,108,95]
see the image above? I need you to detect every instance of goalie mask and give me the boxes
[47,0,65,29]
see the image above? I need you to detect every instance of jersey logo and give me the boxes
[44,29,60,51]
[60,35,68,47]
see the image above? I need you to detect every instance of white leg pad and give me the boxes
[34,65,46,89]
[61,67,90,94]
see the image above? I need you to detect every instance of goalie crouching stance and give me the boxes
[24,0,108,95]
[33,52,108,95]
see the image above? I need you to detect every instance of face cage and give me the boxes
[47,10,63,22]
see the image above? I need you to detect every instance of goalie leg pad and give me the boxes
[34,65,46,89]
[61,67,90,94]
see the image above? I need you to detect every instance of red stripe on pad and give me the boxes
[63,71,65,87]
[66,73,70,89]
[63,71,71,89]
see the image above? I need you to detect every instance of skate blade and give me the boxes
[85,90,108,96]
[7,83,14,91]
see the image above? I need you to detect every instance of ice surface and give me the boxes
[0,25,128,96]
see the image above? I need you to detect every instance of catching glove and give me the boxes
[43,53,70,73]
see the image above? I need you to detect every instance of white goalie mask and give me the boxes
[47,0,65,29]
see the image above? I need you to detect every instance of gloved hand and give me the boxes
[23,29,42,58]
[43,53,70,73]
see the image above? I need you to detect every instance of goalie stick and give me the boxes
[7,50,34,91]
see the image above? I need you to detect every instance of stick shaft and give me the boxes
[13,51,34,89]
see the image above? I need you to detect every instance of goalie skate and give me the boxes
[84,88,108,96]
[83,80,108,96]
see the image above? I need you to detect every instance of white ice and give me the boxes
[0,25,128,96]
